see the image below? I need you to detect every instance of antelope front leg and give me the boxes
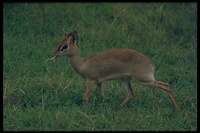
[82,80,95,105]
[97,83,104,102]
[97,83,104,97]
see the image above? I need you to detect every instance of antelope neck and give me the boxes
[69,54,85,75]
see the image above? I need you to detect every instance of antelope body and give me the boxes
[52,30,179,109]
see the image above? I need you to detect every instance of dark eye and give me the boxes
[60,45,68,51]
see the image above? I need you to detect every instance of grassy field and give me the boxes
[3,2,197,131]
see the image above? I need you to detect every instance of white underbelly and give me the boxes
[97,73,132,83]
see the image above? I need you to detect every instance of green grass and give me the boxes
[3,2,197,131]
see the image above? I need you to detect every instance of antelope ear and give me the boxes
[71,30,78,42]
[62,28,68,36]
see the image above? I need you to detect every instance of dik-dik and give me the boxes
[52,30,179,110]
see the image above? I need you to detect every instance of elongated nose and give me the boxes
[52,52,56,57]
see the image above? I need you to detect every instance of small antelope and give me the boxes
[52,30,179,109]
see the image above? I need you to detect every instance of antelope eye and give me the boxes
[60,45,68,51]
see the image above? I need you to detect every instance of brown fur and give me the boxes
[52,31,179,109]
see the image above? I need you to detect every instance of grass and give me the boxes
[3,2,197,131]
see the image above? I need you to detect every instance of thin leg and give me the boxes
[97,83,104,98]
[139,81,179,110]
[82,80,95,105]
[97,83,104,103]
[120,81,134,106]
